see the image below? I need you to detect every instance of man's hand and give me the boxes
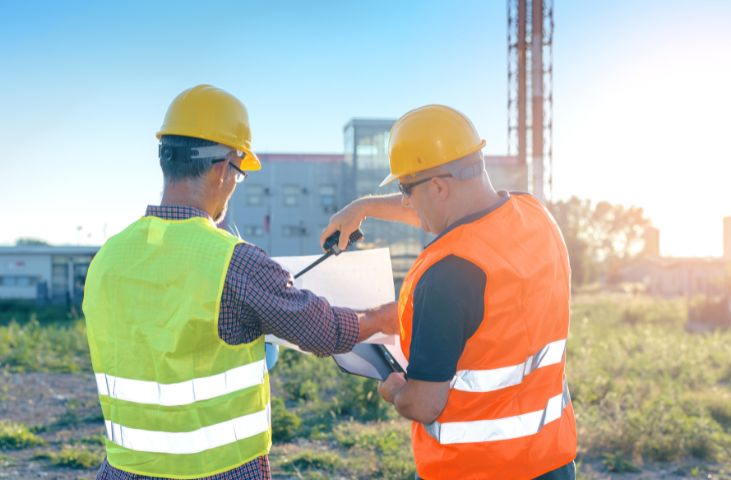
[320,199,367,252]
[357,301,398,342]
[378,372,407,404]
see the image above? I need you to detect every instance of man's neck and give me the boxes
[160,182,213,218]
[441,185,502,233]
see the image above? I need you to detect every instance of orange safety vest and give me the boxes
[398,192,577,480]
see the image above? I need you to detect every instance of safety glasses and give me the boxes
[398,174,452,196]
[211,159,248,183]
[211,151,249,183]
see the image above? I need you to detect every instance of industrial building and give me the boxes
[618,217,731,297]
[226,118,526,262]
[0,118,527,304]
[0,246,97,304]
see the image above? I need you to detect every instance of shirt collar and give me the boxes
[425,190,511,249]
[145,205,212,222]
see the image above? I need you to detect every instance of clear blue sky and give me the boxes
[1,0,729,256]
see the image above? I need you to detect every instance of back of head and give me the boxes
[158,135,219,183]
[157,84,262,182]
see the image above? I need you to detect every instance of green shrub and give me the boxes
[331,374,392,421]
[281,450,342,473]
[0,420,44,450]
[377,454,415,480]
[602,452,640,473]
[333,421,410,455]
[48,399,104,430]
[35,445,103,469]
[271,397,302,442]
[0,300,73,325]
[0,319,90,372]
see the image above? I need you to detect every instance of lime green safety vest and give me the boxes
[83,216,271,479]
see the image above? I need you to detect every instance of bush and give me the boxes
[281,450,342,473]
[331,374,392,421]
[34,445,103,469]
[0,300,73,326]
[0,421,44,450]
[0,319,90,373]
[271,397,302,442]
[688,296,731,331]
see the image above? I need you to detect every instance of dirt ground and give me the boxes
[0,370,102,479]
[2,371,729,480]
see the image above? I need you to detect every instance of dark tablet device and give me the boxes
[332,343,406,381]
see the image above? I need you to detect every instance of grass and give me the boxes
[34,445,104,469]
[0,420,44,450]
[47,399,104,430]
[570,295,731,468]
[0,300,76,326]
[4,294,731,478]
[0,319,90,373]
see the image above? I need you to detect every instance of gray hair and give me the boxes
[400,151,486,184]
[159,135,218,182]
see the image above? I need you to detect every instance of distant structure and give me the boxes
[1,117,527,304]
[508,0,554,200]
[227,118,526,265]
[643,226,660,257]
[620,257,727,297]
[0,246,97,305]
[225,153,346,257]
[619,219,731,297]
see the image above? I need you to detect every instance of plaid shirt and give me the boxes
[97,205,359,480]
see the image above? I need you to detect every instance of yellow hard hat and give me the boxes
[157,84,261,171]
[380,104,486,186]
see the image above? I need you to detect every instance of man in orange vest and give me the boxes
[321,105,577,479]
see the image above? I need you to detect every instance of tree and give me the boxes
[15,237,50,246]
[547,197,651,286]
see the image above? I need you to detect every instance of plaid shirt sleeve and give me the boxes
[240,244,359,356]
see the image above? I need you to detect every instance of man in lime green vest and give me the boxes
[83,84,397,480]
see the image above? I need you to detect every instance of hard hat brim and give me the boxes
[379,173,398,188]
[238,147,262,171]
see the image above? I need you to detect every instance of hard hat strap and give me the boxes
[158,144,234,163]
[443,154,486,181]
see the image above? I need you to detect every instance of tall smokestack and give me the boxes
[724,217,731,260]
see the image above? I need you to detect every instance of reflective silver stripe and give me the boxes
[451,339,566,392]
[424,380,571,445]
[104,404,270,454]
[95,359,267,407]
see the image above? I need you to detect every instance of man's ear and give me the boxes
[433,177,450,200]
[210,161,228,186]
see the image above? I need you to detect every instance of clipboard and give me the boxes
[332,343,406,381]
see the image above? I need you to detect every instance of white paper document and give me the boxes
[265,248,407,368]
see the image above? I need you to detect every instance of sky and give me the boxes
[1,0,730,257]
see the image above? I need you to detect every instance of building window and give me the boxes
[243,225,265,237]
[282,225,307,237]
[320,185,337,213]
[51,258,68,296]
[282,185,302,207]
[245,184,266,206]
[0,275,39,287]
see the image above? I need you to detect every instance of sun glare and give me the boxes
[556,27,731,257]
